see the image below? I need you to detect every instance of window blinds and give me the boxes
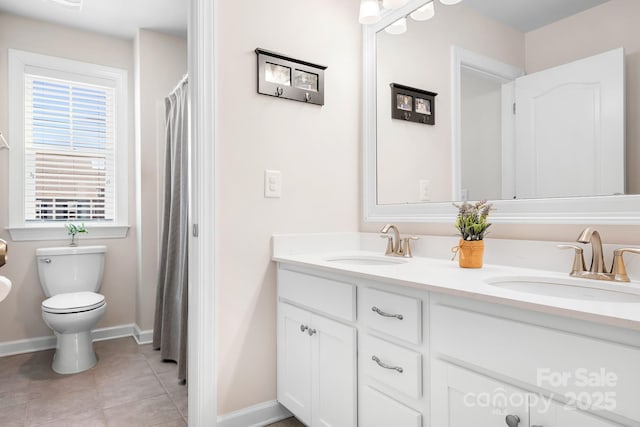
[24,74,116,221]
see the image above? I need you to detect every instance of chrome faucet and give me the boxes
[380,224,419,258]
[558,227,640,282]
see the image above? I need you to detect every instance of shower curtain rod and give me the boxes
[170,74,189,96]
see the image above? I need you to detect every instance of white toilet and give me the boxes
[36,245,107,374]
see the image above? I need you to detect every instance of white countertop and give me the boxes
[272,233,640,332]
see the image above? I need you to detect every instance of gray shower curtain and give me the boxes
[153,76,189,382]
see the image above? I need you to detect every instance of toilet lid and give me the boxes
[42,292,106,314]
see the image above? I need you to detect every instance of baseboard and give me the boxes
[217,400,292,427]
[0,323,153,357]
[0,335,58,357]
[133,324,154,344]
[92,324,136,342]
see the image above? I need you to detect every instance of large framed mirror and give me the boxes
[363,0,640,224]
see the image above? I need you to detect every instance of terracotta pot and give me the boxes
[457,239,484,268]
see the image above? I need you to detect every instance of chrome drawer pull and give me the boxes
[371,355,403,373]
[371,306,404,320]
[371,306,403,320]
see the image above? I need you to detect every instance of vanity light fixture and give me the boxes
[46,0,83,10]
[410,1,435,21]
[360,0,458,26]
[359,0,382,24]
[385,17,408,34]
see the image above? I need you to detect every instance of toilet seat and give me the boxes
[42,292,106,314]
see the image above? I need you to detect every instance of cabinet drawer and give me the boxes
[360,287,421,344]
[361,386,422,427]
[362,335,422,399]
[278,268,355,322]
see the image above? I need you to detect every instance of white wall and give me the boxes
[134,29,187,332]
[215,0,361,415]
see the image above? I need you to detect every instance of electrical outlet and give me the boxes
[419,179,431,201]
[264,170,282,198]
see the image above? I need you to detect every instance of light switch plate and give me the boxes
[419,179,431,201]
[265,170,282,198]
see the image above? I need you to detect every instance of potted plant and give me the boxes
[65,223,88,247]
[453,200,492,268]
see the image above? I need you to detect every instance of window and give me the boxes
[8,50,128,241]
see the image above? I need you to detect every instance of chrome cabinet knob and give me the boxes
[307,328,316,336]
[300,324,308,333]
[505,414,520,427]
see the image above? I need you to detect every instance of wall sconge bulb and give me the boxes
[384,17,408,35]
[439,0,463,5]
[382,0,409,10]
[359,0,382,24]
[410,1,435,21]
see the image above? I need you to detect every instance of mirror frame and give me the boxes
[363,0,640,225]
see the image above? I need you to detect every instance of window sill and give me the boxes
[6,224,130,242]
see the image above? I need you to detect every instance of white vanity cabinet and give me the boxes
[276,261,640,427]
[277,267,357,427]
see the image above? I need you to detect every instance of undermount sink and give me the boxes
[485,276,640,303]
[0,275,12,303]
[324,255,409,266]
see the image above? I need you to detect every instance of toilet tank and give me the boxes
[36,246,107,297]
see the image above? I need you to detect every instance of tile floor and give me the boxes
[0,337,187,426]
[0,336,304,427]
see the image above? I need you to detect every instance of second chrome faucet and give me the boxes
[380,224,419,258]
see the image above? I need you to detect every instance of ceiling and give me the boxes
[463,0,610,32]
[0,0,188,39]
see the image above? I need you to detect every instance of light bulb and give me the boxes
[439,0,463,5]
[359,0,382,24]
[382,0,409,10]
[384,17,407,35]
[410,2,435,21]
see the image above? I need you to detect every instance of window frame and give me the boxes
[8,49,129,241]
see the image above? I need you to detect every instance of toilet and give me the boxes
[36,245,107,374]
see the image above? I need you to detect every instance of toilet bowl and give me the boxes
[36,246,107,374]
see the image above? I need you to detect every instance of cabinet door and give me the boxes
[432,362,530,427]
[311,314,357,427]
[531,400,622,427]
[278,303,312,425]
